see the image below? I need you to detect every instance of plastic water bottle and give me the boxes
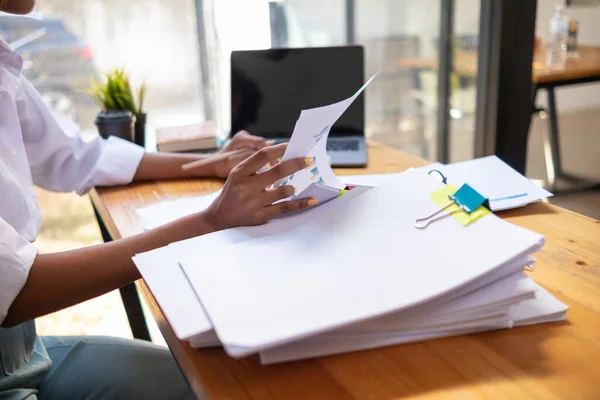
[546,4,569,69]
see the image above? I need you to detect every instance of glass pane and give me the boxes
[207,0,480,164]
[355,0,441,160]
[210,0,272,136]
[1,0,204,149]
[274,0,347,47]
[448,0,480,162]
[209,0,347,135]
[209,0,442,159]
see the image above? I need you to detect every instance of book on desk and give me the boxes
[156,121,217,153]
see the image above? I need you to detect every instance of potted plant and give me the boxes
[90,68,147,147]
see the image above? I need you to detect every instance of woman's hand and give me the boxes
[212,148,257,178]
[219,130,271,153]
[133,131,278,182]
[212,130,276,178]
[204,143,316,230]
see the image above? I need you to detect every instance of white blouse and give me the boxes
[0,39,145,324]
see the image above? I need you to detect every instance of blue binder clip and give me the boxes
[414,183,490,229]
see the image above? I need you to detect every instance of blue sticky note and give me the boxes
[449,184,489,214]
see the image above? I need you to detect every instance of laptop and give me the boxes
[231,46,367,167]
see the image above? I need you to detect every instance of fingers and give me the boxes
[262,185,295,205]
[256,156,281,174]
[254,156,312,188]
[262,197,318,220]
[232,130,267,150]
[228,149,256,164]
[234,143,289,177]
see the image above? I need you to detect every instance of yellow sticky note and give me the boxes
[337,189,349,197]
[429,184,491,226]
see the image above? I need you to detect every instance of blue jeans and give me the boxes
[0,322,194,400]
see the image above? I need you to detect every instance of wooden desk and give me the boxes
[91,142,600,400]
[398,46,600,83]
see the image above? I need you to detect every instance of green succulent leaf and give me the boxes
[88,67,147,116]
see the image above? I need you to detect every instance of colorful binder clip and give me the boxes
[414,183,489,229]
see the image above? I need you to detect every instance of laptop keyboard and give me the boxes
[326,139,360,152]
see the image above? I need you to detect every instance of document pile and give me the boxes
[133,76,566,364]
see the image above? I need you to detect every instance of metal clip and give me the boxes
[414,199,466,229]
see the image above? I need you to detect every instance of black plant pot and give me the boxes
[95,111,135,142]
[134,113,147,149]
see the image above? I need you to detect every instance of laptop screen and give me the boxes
[231,46,364,139]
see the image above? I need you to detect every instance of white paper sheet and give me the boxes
[136,250,532,348]
[260,319,511,364]
[259,280,567,364]
[132,246,214,341]
[292,183,342,206]
[137,152,549,232]
[417,156,553,211]
[318,271,536,337]
[133,172,392,231]
[512,285,568,326]
[174,185,368,243]
[135,186,373,342]
[339,172,406,187]
[133,233,533,350]
[179,168,544,357]
[136,191,221,230]
[278,73,379,196]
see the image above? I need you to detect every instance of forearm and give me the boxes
[133,152,214,181]
[3,211,217,327]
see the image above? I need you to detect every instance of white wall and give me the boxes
[536,0,600,112]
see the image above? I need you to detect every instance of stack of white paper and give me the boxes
[132,75,565,364]
[133,168,567,364]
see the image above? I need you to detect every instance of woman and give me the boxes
[0,0,317,398]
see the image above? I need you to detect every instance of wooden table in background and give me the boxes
[398,46,600,83]
[399,46,600,192]
[91,142,600,399]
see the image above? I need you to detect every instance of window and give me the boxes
[1,0,205,149]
